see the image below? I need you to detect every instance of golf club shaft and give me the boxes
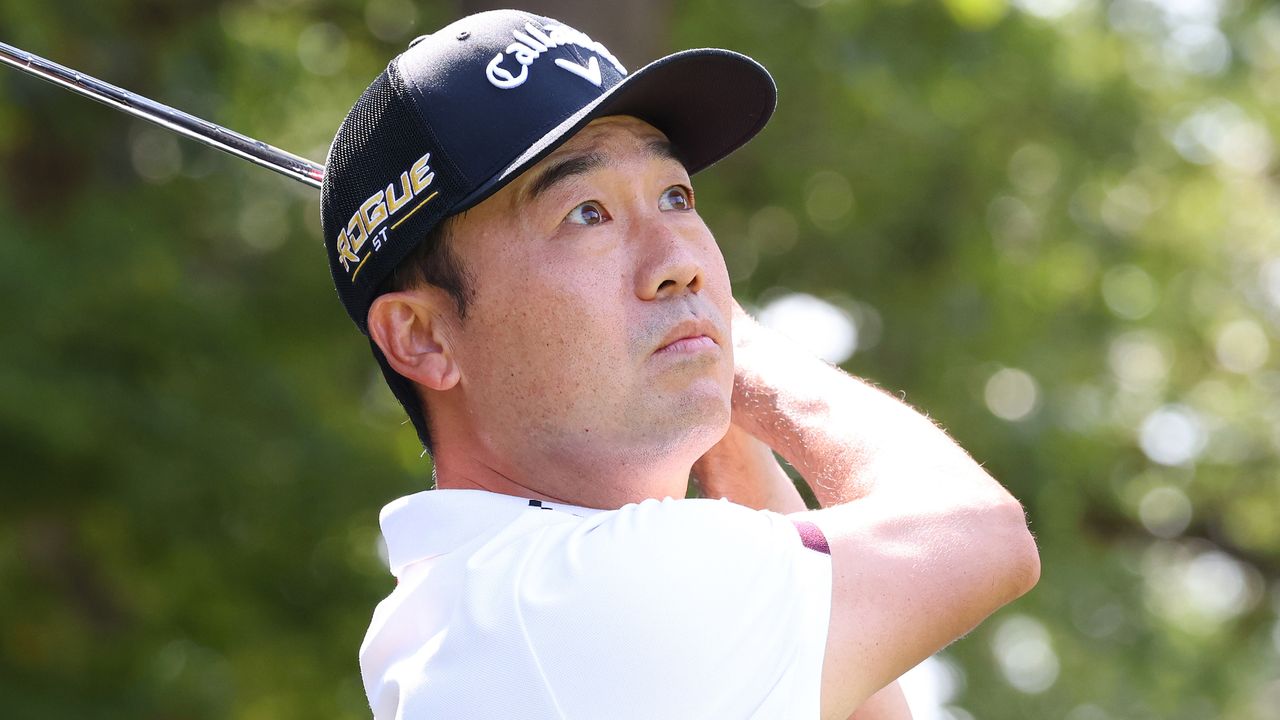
[0,40,325,189]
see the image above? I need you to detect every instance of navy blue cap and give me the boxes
[321,8,777,333]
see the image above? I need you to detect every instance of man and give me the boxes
[319,9,1040,719]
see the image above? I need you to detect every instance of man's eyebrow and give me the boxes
[521,139,686,203]
[644,138,682,166]
[524,152,605,202]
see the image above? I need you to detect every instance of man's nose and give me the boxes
[634,219,704,300]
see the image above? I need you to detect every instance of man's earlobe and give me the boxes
[367,291,461,392]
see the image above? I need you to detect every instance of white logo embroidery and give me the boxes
[554,56,601,86]
[485,22,626,90]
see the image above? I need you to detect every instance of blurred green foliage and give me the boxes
[2,0,1278,718]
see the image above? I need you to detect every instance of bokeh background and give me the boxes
[2,0,1279,717]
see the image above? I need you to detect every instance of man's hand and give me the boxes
[691,420,807,513]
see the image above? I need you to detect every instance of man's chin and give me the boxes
[641,391,732,451]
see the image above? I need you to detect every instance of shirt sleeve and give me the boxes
[510,497,833,719]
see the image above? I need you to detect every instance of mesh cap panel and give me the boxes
[321,63,466,333]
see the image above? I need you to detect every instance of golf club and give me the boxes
[0,40,325,189]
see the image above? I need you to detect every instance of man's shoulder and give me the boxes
[381,489,819,608]
[381,489,797,572]
[378,489,828,629]
[463,495,826,621]
[362,491,833,720]
[491,495,809,577]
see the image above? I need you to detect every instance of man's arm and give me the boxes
[850,682,913,720]
[725,305,1040,720]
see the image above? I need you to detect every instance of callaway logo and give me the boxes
[334,152,437,281]
[486,22,627,90]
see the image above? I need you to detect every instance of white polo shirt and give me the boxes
[359,489,833,719]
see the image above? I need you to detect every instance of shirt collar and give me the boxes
[379,488,604,577]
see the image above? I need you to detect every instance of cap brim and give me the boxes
[452,47,777,215]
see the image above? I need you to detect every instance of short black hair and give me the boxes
[381,217,473,316]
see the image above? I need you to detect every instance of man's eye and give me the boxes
[566,201,610,226]
[658,185,693,211]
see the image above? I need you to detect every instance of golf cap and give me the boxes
[320,8,777,447]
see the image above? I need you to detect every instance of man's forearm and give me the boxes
[729,310,1016,512]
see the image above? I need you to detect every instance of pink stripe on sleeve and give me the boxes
[791,519,831,555]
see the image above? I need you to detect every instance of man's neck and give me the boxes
[430,447,692,510]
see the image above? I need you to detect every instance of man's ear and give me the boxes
[367,290,461,392]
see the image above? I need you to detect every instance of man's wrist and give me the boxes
[728,310,845,456]
[693,423,807,513]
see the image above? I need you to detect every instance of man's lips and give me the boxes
[654,319,721,354]
[656,335,717,353]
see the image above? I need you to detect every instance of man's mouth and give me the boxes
[654,318,721,354]
[656,335,717,353]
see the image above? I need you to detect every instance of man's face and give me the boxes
[440,115,734,482]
